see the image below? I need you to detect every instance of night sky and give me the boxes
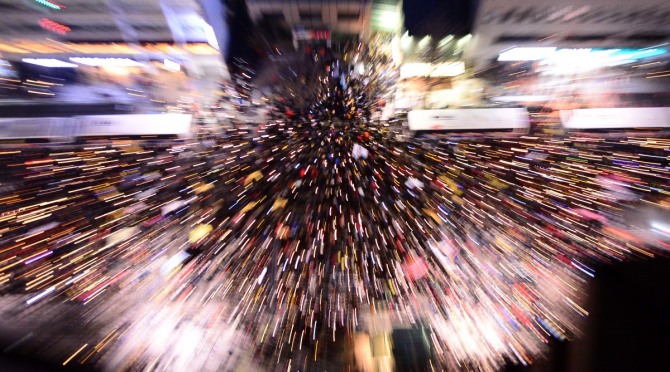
[403,0,476,37]
[225,0,261,70]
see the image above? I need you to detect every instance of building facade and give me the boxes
[0,0,229,80]
[246,0,373,47]
[466,0,670,68]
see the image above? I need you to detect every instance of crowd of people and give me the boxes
[0,115,668,370]
[0,42,669,371]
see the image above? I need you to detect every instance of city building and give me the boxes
[394,33,482,110]
[466,0,670,68]
[0,0,229,103]
[465,0,670,107]
[245,0,372,48]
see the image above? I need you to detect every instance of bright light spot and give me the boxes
[69,57,143,67]
[439,35,454,47]
[401,32,413,50]
[258,266,268,285]
[652,222,670,235]
[457,34,472,47]
[497,47,557,61]
[400,62,465,79]
[164,58,181,72]
[203,22,219,50]
[23,58,78,68]
[418,36,431,50]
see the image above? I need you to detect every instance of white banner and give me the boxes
[560,107,670,129]
[77,114,192,137]
[0,117,72,139]
[408,108,529,131]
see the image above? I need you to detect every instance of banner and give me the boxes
[408,108,529,131]
[560,107,670,129]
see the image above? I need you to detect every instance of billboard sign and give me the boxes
[408,108,529,131]
[560,107,670,129]
[293,27,330,41]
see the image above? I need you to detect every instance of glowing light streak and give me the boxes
[22,58,77,68]
[26,286,56,305]
[33,0,63,10]
[39,18,70,35]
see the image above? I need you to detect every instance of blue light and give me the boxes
[592,48,666,60]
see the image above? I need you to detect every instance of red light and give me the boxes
[39,18,71,35]
[46,0,65,8]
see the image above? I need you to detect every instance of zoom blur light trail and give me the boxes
[0,43,669,372]
[39,18,70,35]
[0,121,667,371]
[33,0,64,10]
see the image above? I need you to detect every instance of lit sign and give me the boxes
[0,42,220,56]
[604,48,666,60]
[310,30,330,40]
[498,47,666,62]
[293,28,331,41]
[69,57,143,67]
[538,48,668,74]
[39,18,71,35]
[498,47,557,61]
[33,0,64,10]
[163,58,181,72]
[372,6,400,32]
[400,62,465,78]
[22,58,77,68]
